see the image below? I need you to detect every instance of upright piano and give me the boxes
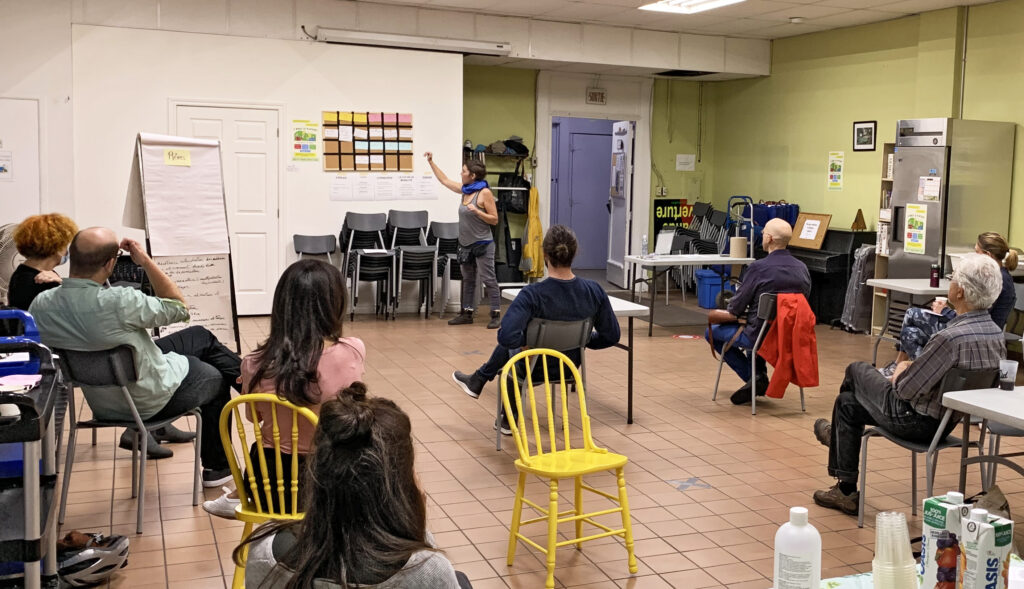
[790,229,876,324]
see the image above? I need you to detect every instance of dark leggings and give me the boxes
[243,443,307,514]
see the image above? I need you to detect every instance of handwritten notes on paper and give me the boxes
[164,149,191,167]
[327,174,437,201]
[156,254,237,351]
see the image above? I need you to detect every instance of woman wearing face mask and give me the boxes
[7,213,78,310]
[423,152,501,329]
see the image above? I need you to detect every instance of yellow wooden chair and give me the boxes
[218,394,318,589]
[500,348,637,589]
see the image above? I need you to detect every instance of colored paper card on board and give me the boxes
[369,127,384,139]
[382,113,397,124]
[338,112,353,124]
[368,113,382,123]
[323,111,338,123]
[398,114,412,124]
[370,155,384,164]
[353,128,368,139]
[164,149,191,166]
[385,142,400,151]
[398,142,413,153]
[399,128,413,139]
[353,113,368,124]
[383,129,398,139]
[355,141,369,151]
[370,141,384,151]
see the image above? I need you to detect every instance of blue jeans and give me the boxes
[705,323,765,383]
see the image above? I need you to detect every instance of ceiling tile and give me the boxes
[702,0,806,18]
[696,17,777,34]
[542,2,633,22]
[754,4,852,21]
[872,0,961,13]
[753,21,832,37]
[817,0,903,8]
[809,8,906,26]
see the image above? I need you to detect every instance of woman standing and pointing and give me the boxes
[424,152,501,329]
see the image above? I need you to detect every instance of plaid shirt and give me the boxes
[895,310,1006,419]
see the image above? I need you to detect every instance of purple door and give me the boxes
[551,117,614,270]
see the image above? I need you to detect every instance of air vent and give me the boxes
[656,70,715,77]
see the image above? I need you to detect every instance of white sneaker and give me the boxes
[203,487,240,520]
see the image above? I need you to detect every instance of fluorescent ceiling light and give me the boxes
[315,28,511,56]
[639,0,746,15]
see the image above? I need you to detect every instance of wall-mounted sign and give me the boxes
[586,87,607,105]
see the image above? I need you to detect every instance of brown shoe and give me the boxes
[813,418,832,447]
[813,483,859,515]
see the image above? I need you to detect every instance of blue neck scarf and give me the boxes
[462,180,489,194]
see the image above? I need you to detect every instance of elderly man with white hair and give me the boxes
[811,253,1006,516]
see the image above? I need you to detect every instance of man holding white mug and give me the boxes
[811,253,1006,516]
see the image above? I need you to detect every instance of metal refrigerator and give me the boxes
[888,118,1016,278]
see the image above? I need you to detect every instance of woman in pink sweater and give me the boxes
[204,259,365,518]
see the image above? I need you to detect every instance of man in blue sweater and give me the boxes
[452,225,620,434]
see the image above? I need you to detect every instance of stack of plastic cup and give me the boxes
[872,511,919,588]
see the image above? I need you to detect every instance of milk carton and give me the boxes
[922,492,971,589]
[959,508,1014,589]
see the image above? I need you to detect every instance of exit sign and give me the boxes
[586,87,607,105]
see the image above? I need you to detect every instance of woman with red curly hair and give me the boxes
[8,213,78,310]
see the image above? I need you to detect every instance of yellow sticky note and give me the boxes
[164,149,191,167]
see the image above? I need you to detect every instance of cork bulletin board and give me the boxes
[790,212,832,250]
[322,111,414,172]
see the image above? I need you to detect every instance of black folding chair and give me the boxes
[340,213,396,320]
[387,210,437,318]
[428,221,462,319]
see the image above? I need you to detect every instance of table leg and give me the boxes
[648,269,655,338]
[23,439,40,589]
[628,317,634,425]
[959,413,971,495]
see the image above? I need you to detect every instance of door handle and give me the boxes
[892,206,904,243]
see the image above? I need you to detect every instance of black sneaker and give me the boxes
[494,415,513,436]
[447,310,473,326]
[202,468,233,488]
[487,311,500,330]
[119,430,173,459]
[452,371,485,399]
[153,424,196,444]
[813,418,832,447]
[729,374,769,405]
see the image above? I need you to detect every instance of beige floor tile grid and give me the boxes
[53,307,1024,589]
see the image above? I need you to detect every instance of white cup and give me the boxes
[1000,359,1018,391]
[934,296,947,307]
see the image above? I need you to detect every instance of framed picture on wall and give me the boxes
[853,120,877,151]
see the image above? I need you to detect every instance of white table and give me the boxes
[865,278,951,359]
[865,278,950,296]
[624,254,756,337]
[943,387,1024,494]
[502,289,649,424]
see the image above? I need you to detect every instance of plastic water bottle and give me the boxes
[641,234,648,257]
[773,507,821,589]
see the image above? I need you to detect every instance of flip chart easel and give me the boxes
[124,132,241,353]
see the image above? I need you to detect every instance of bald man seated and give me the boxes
[705,218,811,405]
[29,228,240,486]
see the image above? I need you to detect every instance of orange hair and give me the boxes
[13,214,78,259]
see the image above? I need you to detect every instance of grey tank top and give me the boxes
[458,191,493,246]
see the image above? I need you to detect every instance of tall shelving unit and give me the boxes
[870,142,896,335]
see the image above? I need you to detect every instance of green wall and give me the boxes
[962,0,1024,242]
[648,79,709,234]
[463,65,536,173]
[707,9,962,231]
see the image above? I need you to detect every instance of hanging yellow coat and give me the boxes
[520,186,544,278]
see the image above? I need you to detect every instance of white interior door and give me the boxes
[176,105,279,315]
[606,121,634,288]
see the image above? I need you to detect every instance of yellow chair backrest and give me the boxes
[499,348,600,466]
[219,393,319,518]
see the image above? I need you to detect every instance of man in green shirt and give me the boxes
[30,227,240,487]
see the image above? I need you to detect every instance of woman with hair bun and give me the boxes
[7,213,78,310]
[239,383,471,589]
[203,259,365,519]
[451,225,620,434]
[881,232,1018,373]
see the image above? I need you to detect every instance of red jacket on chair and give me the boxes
[758,293,819,398]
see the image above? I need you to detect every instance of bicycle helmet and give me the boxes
[58,533,129,587]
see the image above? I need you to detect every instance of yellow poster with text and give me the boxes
[904,204,927,254]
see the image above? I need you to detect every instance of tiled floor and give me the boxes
[56,299,1024,588]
